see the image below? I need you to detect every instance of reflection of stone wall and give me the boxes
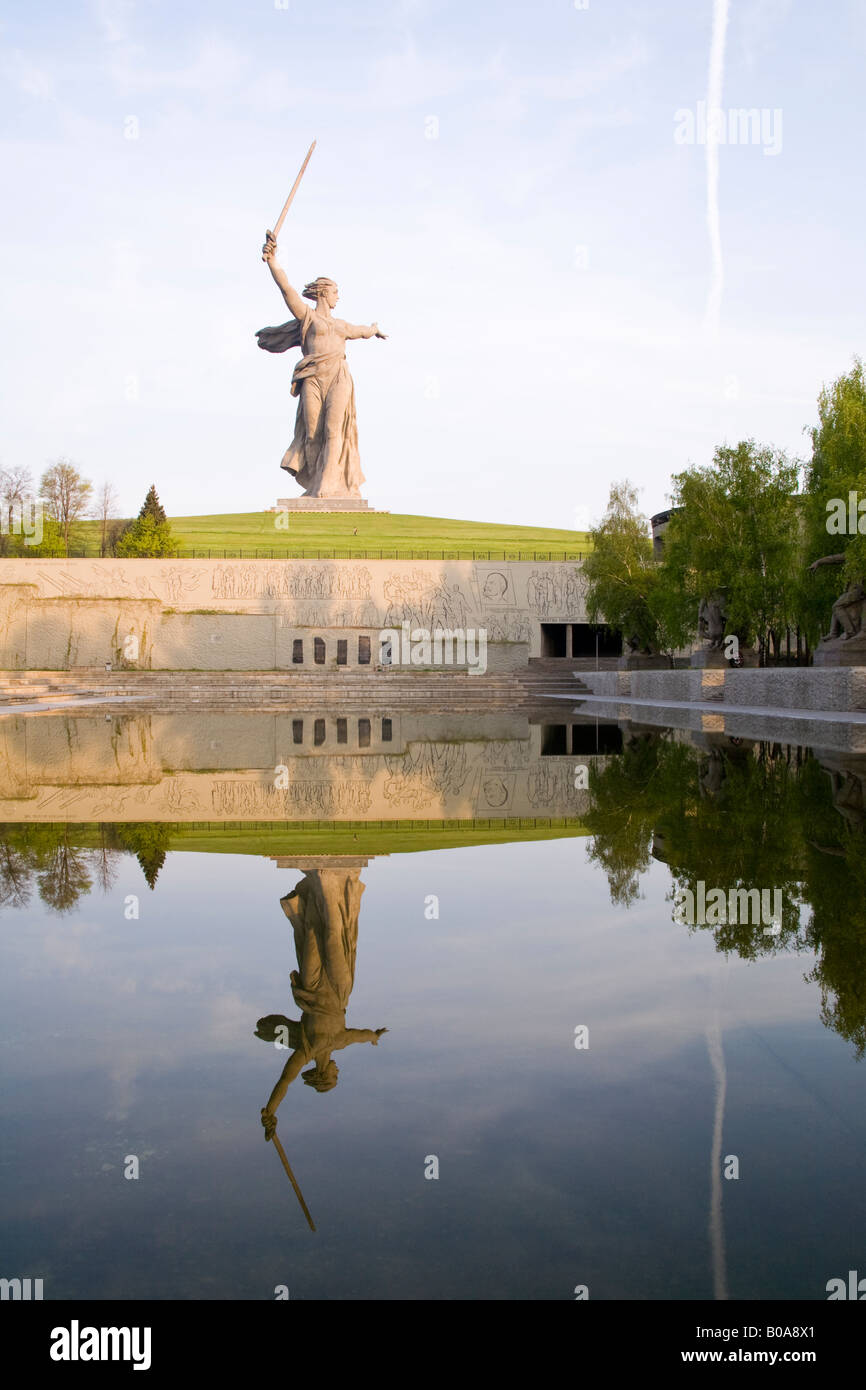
[0,709,599,822]
[0,559,588,670]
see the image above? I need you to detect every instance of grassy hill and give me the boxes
[59,819,588,856]
[166,819,587,856]
[73,510,591,559]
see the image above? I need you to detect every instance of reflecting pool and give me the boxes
[1,708,864,1299]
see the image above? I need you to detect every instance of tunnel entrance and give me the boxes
[540,623,569,658]
[540,623,622,658]
[570,623,622,658]
[540,723,624,756]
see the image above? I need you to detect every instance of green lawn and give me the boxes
[62,819,587,856]
[73,510,591,559]
[166,819,587,856]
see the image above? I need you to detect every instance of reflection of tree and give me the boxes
[1,825,103,914]
[797,758,866,1058]
[0,821,174,912]
[584,736,866,1057]
[115,823,173,890]
[662,744,805,958]
[584,731,694,907]
[93,824,122,893]
[803,841,866,1057]
[0,831,37,910]
[0,825,96,915]
[36,827,93,914]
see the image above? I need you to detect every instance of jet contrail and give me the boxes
[707,1008,729,1300]
[704,0,730,337]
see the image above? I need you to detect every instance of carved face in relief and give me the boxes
[483,572,508,600]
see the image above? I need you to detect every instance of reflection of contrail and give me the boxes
[706,1009,729,1300]
[704,0,730,337]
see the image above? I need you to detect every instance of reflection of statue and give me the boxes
[257,867,387,1227]
[698,595,726,651]
[258,232,387,498]
[825,768,866,830]
[258,869,386,1119]
[699,750,726,798]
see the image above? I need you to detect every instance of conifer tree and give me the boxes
[115,486,177,557]
[138,485,167,523]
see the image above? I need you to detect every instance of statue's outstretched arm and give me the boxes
[262,231,307,320]
[262,1047,307,1120]
[337,1026,388,1048]
[342,320,387,341]
[809,553,845,573]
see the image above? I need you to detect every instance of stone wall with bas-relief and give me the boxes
[0,559,589,670]
[0,708,604,822]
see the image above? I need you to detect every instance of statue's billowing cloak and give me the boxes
[255,320,304,354]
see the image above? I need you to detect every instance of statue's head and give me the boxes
[302,1058,339,1092]
[303,277,339,309]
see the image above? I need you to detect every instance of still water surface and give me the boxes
[1,709,864,1299]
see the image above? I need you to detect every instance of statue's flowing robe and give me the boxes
[279,870,367,1056]
[256,309,364,497]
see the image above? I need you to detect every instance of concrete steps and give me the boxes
[516,667,592,698]
[527,656,621,672]
[0,667,596,711]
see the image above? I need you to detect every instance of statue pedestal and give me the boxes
[814,633,866,666]
[618,653,672,670]
[273,498,388,512]
[690,647,758,669]
[690,649,727,669]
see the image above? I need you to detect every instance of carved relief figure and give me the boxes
[210,564,372,603]
[383,741,470,808]
[161,567,206,606]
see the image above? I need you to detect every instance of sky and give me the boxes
[1,0,864,528]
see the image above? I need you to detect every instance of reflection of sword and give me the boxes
[268,1127,316,1232]
[262,140,317,260]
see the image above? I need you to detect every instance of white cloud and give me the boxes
[106,34,249,96]
[2,48,54,99]
[92,0,135,45]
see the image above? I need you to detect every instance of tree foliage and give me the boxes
[0,465,65,556]
[138,484,167,524]
[115,485,177,558]
[115,823,173,889]
[0,823,174,910]
[114,513,178,558]
[799,359,866,642]
[658,441,801,656]
[582,481,671,653]
[39,458,93,556]
[584,736,866,1056]
[94,480,120,557]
